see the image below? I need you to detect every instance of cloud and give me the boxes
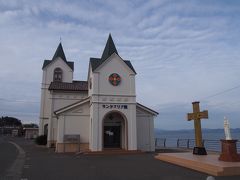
[0,0,240,128]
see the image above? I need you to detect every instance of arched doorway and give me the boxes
[103,112,127,149]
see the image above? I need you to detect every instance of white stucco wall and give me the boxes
[52,92,88,111]
[39,57,73,137]
[56,102,90,143]
[136,107,155,152]
[89,54,137,151]
[88,65,94,96]
[50,92,88,142]
[40,46,157,153]
[93,54,135,96]
[39,86,51,135]
[64,116,89,143]
[89,103,137,151]
[43,57,73,85]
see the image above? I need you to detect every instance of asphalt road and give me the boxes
[1,137,240,180]
[0,136,18,178]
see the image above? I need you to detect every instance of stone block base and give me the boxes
[56,143,89,153]
[219,139,240,162]
[193,147,207,155]
[47,140,56,148]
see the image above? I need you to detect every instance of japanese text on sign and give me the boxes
[102,104,128,109]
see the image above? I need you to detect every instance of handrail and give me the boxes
[155,138,240,152]
[155,138,167,148]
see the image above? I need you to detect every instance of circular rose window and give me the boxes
[108,73,121,86]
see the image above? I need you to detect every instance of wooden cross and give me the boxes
[187,101,208,147]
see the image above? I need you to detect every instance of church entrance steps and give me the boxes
[155,152,240,176]
[83,149,143,155]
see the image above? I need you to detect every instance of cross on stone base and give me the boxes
[187,101,208,155]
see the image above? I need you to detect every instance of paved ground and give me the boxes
[1,137,240,180]
[0,136,18,178]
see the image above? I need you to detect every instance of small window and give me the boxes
[53,68,63,82]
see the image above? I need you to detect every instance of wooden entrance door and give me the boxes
[104,125,121,148]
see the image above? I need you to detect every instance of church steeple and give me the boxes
[52,43,67,61]
[101,34,118,60]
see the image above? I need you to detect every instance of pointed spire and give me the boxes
[101,34,118,60]
[52,43,67,61]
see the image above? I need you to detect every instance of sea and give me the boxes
[155,128,240,151]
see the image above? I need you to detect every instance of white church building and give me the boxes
[39,35,158,152]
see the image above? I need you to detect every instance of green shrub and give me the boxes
[35,135,47,145]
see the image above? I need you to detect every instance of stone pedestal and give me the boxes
[193,147,207,155]
[219,139,240,162]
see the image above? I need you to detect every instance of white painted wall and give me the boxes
[40,47,157,153]
[49,92,88,143]
[43,57,73,85]
[39,57,73,139]
[88,65,94,96]
[52,92,88,111]
[56,102,90,143]
[94,54,135,96]
[89,54,137,151]
[136,107,155,151]
[64,116,89,143]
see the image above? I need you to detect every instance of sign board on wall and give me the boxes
[63,134,80,152]
[102,104,128,109]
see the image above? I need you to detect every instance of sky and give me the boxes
[0,0,240,130]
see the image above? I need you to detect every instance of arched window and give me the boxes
[53,68,63,82]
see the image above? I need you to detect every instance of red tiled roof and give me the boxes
[48,81,88,91]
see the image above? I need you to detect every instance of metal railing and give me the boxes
[155,138,166,148]
[155,138,240,152]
